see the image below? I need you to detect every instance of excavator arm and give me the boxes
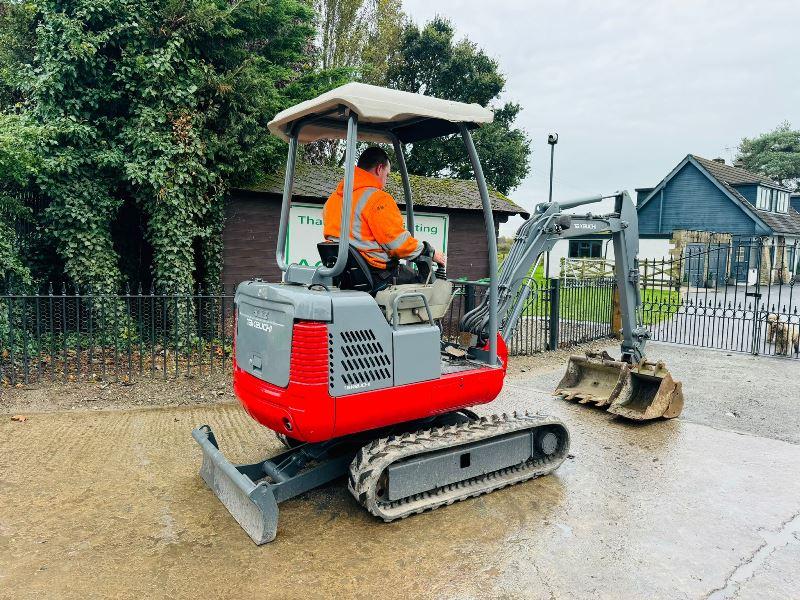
[459,190,684,420]
[460,191,648,362]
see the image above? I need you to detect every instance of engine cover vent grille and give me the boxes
[329,328,393,396]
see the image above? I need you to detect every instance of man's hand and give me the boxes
[433,250,447,266]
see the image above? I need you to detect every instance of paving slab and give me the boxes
[0,343,798,599]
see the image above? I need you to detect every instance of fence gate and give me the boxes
[641,237,800,359]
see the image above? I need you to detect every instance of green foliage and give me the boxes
[18,0,340,299]
[738,122,800,191]
[385,17,530,194]
[0,1,36,107]
[29,0,132,294]
[0,0,346,341]
[0,112,41,287]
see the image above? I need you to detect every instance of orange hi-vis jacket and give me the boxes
[323,167,424,269]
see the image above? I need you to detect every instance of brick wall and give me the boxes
[222,191,507,289]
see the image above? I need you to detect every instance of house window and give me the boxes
[756,187,770,210]
[568,240,603,258]
[756,187,790,212]
[736,246,747,262]
[776,191,789,213]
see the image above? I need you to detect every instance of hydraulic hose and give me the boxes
[459,212,553,340]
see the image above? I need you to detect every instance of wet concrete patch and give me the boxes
[516,341,800,444]
[705,512,800,600]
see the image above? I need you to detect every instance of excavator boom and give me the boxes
[460,191,685,420]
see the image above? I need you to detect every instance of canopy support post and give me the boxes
[459,124,498,366]
[391,136,415,234]
[317,112,359,279]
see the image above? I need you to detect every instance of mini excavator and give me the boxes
[191,83,684,544]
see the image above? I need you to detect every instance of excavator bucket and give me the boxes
[554,352,628,408]
[554,352,684,420]
[607,360,684,420]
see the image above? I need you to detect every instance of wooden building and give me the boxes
[547,155,800,284]
[222,163,527,289]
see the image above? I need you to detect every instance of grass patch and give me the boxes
[640,288,681,325]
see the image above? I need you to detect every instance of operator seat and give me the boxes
[317,241,390,295]
[317,242,454,325]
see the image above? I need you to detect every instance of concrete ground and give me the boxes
[1,342,799,599]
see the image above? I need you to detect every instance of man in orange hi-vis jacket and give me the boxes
[323,147,446,285]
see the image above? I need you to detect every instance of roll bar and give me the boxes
[273,109,500,367]
[276,112,359,279]
[390,135,415,233]
[460,124,498,366]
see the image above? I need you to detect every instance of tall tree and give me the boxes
[737,122,800,191]
[314,0,405,83]
[385,17,530,194]
[306,0,404,165]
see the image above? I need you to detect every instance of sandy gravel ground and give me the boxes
[1,342,799,599]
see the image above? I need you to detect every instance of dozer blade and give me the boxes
[192,425,279,545]
[607,360,684,420]
[554,351,628,408]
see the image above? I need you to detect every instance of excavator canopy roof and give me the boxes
[268,82,494,144]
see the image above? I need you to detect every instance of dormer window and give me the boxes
[756,186,789,213]
[757,186,770,209]
[776,190,789,213]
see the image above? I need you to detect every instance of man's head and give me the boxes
[357,147,391,188]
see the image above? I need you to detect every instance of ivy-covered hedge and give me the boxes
[26,0,347,296]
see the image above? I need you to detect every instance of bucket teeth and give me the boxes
[554,353,684,420]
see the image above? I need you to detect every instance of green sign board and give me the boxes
[286,203,449,267]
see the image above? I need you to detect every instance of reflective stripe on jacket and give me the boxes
[322,167,424,269]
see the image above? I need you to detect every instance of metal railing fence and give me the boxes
[1,284,235,385]
[1,278,618,385]
[639,237,799,358]
[444,278,615,356]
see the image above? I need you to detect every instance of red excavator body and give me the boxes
[234,320,508,443]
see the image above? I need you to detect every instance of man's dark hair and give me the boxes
[357,147,390,171]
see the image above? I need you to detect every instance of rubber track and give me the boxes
[347,412,570,522]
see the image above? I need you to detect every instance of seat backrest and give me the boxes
[374,279,454,325]
[317,241,376,294]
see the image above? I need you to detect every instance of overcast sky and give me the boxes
[402,0,800,234]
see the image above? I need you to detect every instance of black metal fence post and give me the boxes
[548,278,560,351]
[464,283,475,314]
[751,237,765,355]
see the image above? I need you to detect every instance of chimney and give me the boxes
[733,159,745,168]
[712,157,726,164]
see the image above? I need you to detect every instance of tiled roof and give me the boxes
[691,155,787,188]
[237,163,528,216]
[753,207,800,235]
[691,155,800,235]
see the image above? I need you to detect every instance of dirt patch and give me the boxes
[505,339,617,380]
[0,371,235,415]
